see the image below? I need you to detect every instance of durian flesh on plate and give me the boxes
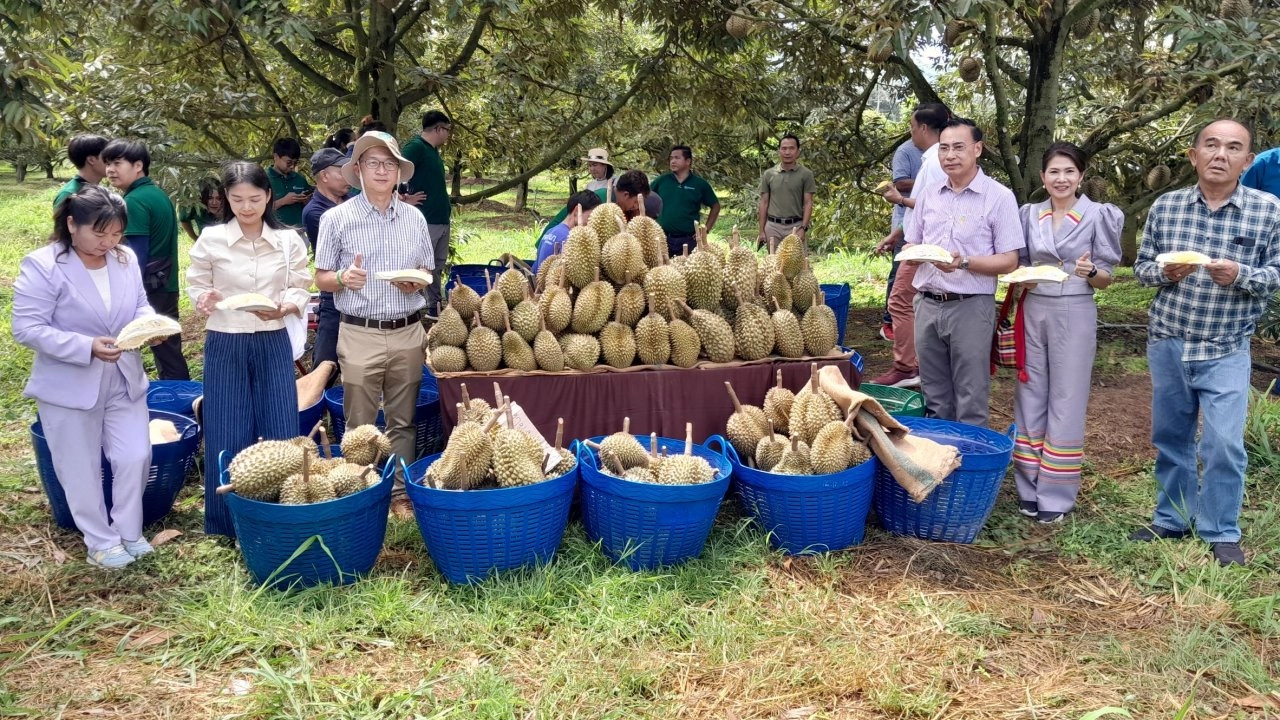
[999,265,1070,284]
[215,292,278,312]
[893,244,954,264]
[374,269,432,284]
[115,314,182,350]
[1155,250,1212,266]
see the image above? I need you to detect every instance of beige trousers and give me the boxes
[761,220,803,249]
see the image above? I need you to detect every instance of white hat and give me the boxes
[581,147,613,168]
[342,131,415,186]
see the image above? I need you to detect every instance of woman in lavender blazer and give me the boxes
[1012,142,1123,524]
[12,186,156,569]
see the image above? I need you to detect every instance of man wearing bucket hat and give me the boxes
[302,147,352,367]
[582,147,615,192]
[315,131,434,518]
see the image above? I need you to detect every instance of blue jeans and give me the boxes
[1147,337,1250,542]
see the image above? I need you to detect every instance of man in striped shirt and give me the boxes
[903,118,1023,426]
[1130,118,1280,567]
[315,131,434,518]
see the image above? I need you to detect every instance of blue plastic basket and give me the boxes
[31,409,202,531]
[447,261,505,298]
[820,282,851,346]
[324,384,443,458]
[705,435,877,555]
[873,417,1015,544]
[843,346,865,375]
[298,396,327,438]
[218,449,394,589]
[577,435,731,570]
[420,365,437,396]
[145,380,204,417]
[403,450,579,584]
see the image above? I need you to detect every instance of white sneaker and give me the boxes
[122,538,155,558]
[87,544,135,569]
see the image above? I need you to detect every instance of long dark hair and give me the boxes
[218,161,285,229]
[51,185,129,261]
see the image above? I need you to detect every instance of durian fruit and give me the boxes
[755,433,787,471]
[615,272,647,327]
[221,439,307,501]
[596,444,632,479]
[726,13,754,39]
[667,301,702,368]
[810,416,856,475]
[1081,176,1107,202]
[302,469,335,502]
[310,455,345,475]
[563,221,601,290]
[757,249,776,295]
[287,435,320,458]
[427,412,499,490]
[492,402,546,488]
[801,292,839,357]
[1072,9,1099,38]
[561,332,601,370]
[510,289,541,343]
[1146,165,1172,191]
[724,381,771,460]
[448,278,481,326]
[430,344,469,372]
[763,370,795,433]
[791,257,819,314]
[539,276,573,333]
[548,418,576,477]
[625,466,658,483]
[599,417,650,469]
[959,56,981,82]
[501,306,537,371]
[867,31,893,63]
[732,293,776,361]
[479,270,509,332]
[571,269,615,334]
[943,19,965,47]
[533,315,566,372]
[646,432,665,477]
[601,217,648,285]
[278,450,324,504]
[670,243,691,272]
[721,226,759,310]
[534,242,563,293]
[635,293,672,366]
[434,301,469,347]
[776,231,804,280]
[341,424,391,466]
[683,224,724,311]
[589,202,626,248]
[761,266,793,314]
[465,315,503,372]
[643,254,687,321]
[457,385,493,425]
[600,300,637,369]
[677,300,735,364]
[628,206,666,269]
[1221,0,1250,18]
[330,462,376,497]
[769,301,804,359]
[656,423,716,485]
[772,436,813,475]
[789,365,842,445]
[497,261,530,308]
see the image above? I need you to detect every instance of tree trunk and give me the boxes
[1120,211,1140,266]
[451,152,463,199]
[14,164,27,183]
[1016,12,1069,203]
[514,169,528,211]
[367,2,402,129]
[43,163,55,179]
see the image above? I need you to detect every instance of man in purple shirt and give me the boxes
[904,119,1023,425]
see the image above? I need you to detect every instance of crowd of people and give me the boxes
[12,103,1279,570]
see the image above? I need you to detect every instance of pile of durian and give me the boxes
[422,383,576,490]
[217,424,391,504]
[426,212,841,373]
[725,366,872,476]
[588,420,717,486]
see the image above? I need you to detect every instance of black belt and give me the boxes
[920,291,981,303]
[767,215,802,224]
[340,311,422,330]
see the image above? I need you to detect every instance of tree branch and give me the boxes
[392,0,431,45]
[313,37,356,65]
[232,26,300,139]
[173,116,237,156]
[271,41,352,98]
[398,5,493,107]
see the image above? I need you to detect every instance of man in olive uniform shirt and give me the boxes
[756,133,817,248]
[652,144,720,258]
[102,139,190,380]
[52,134,110,209]
[268,137,313,233]
[399,110,452,308]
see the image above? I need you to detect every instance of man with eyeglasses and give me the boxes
[1129,119,1280,567]
[268,137,313,233]
[400,110,453,308]
[902,118,1022,427]
[315,131,434,519]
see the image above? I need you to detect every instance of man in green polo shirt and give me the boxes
[102,139,190,380]
[756,133,817,248]
[651,144,720,258]
[52,134,110,209]
[267,137,313,232]
[399,109,453,307]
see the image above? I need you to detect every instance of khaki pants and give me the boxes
[337,321,426,493]
[761,220,802,249]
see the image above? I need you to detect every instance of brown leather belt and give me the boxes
[340,311,422,330]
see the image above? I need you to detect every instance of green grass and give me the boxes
[1,171,1278,718]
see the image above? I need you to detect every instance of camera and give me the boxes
[397,182,411,195]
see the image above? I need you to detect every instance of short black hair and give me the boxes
[913,103,952,132]
[567,190,602,214]
[615,169,650,196]
[942,118,983,143]
[1042,141,1087,173]
[100,139,151,176]
[421,110,451,130]
[780,133,801,149]
[358,120,388,136]
[272,137,301,159]
[67,134,110,170]
[51,185,129,259]
[671,145,692,160]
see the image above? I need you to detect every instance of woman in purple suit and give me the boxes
[12,187,156,569]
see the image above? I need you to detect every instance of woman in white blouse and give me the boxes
[188,161,312,538]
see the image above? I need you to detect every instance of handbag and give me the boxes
[991,285,1029,382]
[281,233,307,361]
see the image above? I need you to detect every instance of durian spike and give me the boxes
[493,381,504,409]
[555,418,564,453]
[539,312,548,332]
[594,266,601,283]
[724,381,745,414]
[308,419,323,441]
[650,432,659,460]
[614,295,623,323]
[816,291,824,306]
[503,305,512,332]
[319,426,332,459]
[622,416,632,435]
[455,401,465,422]
[683,422,694,456]
[638,195,646,218]
[731,224,740,246]
[484,269,493,292]
[504,397,514,428]
[791,435,800,452]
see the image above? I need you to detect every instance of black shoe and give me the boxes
[1129,525,1191,542]
[1211,542,1246,566]
[1019,501,1038,518]
[1037,510,1066,525]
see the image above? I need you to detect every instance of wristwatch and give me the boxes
[959,256,971,271]
[1087,267,1099,278]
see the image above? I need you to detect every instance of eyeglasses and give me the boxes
[361,159,401,172]
[433,125,453,133]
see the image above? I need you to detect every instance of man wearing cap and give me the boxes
[583,147,615,192]
[652,144,720,258]
[303,148,352,367]
[315,131,434,518]
[399,110,452,308]
[756,133,816,249]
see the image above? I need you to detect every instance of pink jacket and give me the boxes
[12,244,154,410]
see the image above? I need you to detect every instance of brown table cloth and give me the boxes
[435,356,861,446]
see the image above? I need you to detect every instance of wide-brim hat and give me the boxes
[581,147,613,168]
[342,131,415,186]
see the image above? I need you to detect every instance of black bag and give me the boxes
[142,256,172,291]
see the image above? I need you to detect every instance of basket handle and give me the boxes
[216,450,230,486]
[702,434,741,465]
[1005,423,1018,440]
[394,456,408,485]
[575,439,599,470]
